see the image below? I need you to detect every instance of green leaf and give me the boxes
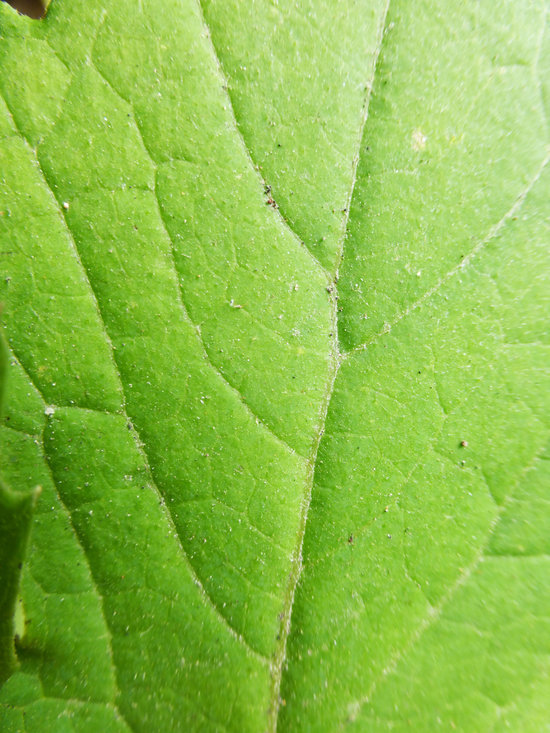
[0,329,39,686]
[0,1,548,731]
[0,480,39,687]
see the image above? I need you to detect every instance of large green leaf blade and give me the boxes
[279,1,550,729]
[0,0,387,728]
[1,0,549,731]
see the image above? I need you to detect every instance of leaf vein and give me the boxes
[194,0,331,281]
[2,92,269,664]
[345,150,550,358]
[345,444,547,724]
[7,358,132,729]
[85,52,301,460]
[269,1,393,728]
[333,0,392,277]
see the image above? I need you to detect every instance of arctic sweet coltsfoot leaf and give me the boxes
[0,0,548,731]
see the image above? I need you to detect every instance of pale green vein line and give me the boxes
[267,336,340,730]
[2,94,268,664]
[268,2,393,730]
[334,0,392,278]
[344,445,547,727]
[152,170,303,460]
[7,697,128,713]
[344,150,550,360]
[533,3,548,131]
[1,132,126,411]
[194,0,332,284]
[6,356,132,730]
[86,51,301,460]
[4,351,58,421]
[0,423,39,440]
[488,553,550,559]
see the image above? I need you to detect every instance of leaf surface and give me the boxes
[0,1,549,731]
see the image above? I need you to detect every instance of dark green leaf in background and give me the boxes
[0,331,39,686]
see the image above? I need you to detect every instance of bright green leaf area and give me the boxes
[0,0,548,731]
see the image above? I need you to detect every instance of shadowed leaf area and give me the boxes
[0,332,39,687]
[0,0,548,730]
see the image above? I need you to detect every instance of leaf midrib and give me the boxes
[194,0,396,726]
[191,0,408,727]
[200,0,550,726]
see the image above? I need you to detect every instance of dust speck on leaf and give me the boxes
[411,128,427,151]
